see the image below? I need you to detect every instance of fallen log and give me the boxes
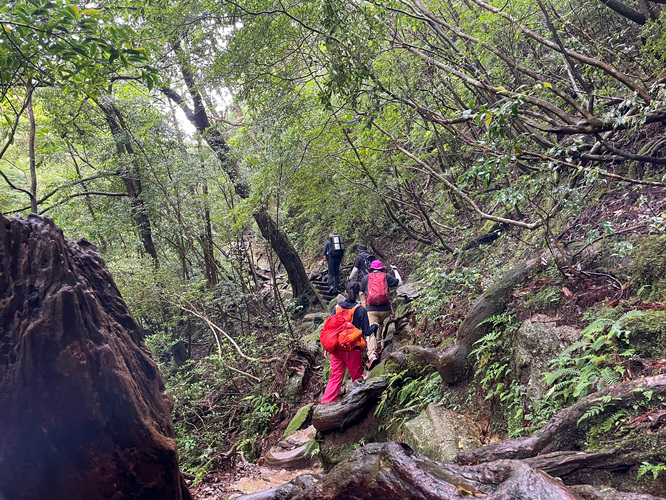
[236,441,662,500]
[311,377,388,433]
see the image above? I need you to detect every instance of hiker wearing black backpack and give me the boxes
[320,281,378,403]
[347,244,374,283]
[360,260,402,370]
[323,233,345,295]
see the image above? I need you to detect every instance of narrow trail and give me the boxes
[190,463,322,499]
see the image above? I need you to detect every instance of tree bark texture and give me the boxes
[312,377,389,433]
[98,101,158,262]
[237,441,663,500]
[0,214,190,500]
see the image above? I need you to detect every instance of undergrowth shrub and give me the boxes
[470,313,539,437]
[412,257,482,328]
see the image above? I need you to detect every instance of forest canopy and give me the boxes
[2,0,666,493]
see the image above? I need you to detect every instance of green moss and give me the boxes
[630,235,666,300]
[283,403,313,438]
[524,285,560,312]
[368,359,399,379]
[624,311,666,358]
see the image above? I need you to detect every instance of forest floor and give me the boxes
[189,463,322,499]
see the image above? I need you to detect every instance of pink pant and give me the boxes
[321,349,363,403]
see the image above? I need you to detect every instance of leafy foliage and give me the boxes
[543,311,644,406]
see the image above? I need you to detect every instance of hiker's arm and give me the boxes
[348,266,358,280]
[355,308,372,336]
[389,266,403,286]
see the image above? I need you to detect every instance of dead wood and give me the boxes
[311,377,388,433]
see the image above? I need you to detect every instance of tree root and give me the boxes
[311,377,388,433]
[236,441,664,500]
[456,374,666,465]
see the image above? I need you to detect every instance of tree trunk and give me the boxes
[98,101,158,262]
[162,55,319,308]
[26,81,37,214]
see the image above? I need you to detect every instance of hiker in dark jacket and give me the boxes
[321,281,377,403]
[348,244,373,282]
[360,260,402,369]
[323,233,344,295]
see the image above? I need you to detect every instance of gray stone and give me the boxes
[302,312,327,325]
[512,314,581,401]
[396,282,420,300]
[403,404,481,462]
[265,444,313,469]
[286,425,316,447]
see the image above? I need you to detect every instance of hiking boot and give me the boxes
[367,357,381,371]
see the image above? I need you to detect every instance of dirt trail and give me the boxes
[190,464,322,500]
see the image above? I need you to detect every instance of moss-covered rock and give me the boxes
[624,310,666,358]
[403,404,481,462]
[629,235,666,300]
[283,403,313,438]
[367,359,399,379]
[318,410,385,471]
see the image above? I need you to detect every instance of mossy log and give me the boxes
[236,441,662,500]
[391,256,547,384]
[312,377,388,433]
[456,374,666,465]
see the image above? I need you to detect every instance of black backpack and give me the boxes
[329,234,345,258]
[360,252,375,277]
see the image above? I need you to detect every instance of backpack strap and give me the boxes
[348,304,360,322]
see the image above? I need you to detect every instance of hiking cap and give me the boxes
[370,260,385,271]
[346,281,360,294]
[357,244,367,251]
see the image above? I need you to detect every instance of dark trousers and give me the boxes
[327,256,342,293]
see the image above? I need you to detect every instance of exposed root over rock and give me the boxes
[311,377,388,433]
[456,374,666,465]
[235,441,664,500]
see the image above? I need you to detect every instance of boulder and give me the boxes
[512,315,581,400]
[0,215,191,500]
[396,281,420,301]
[285,425,316,447]
[403,403,481,462]
[302,312,326,326]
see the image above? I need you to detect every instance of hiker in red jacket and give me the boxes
[321,281,377,403]
[360,260,402,370]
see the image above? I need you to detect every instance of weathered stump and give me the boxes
[0,215,191,500]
